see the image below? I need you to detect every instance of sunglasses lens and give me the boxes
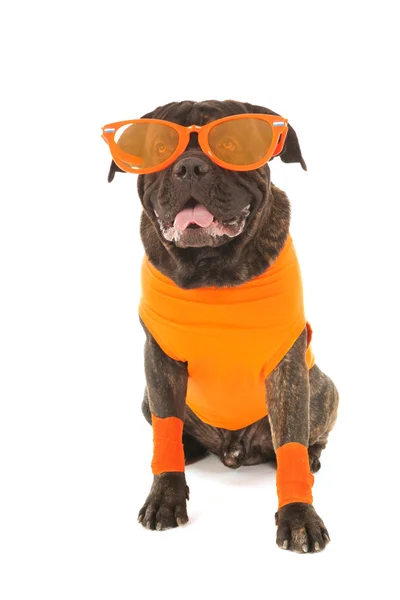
[114,122,179,169]
[208,118,274,166]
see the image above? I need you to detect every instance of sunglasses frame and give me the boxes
[101,113,289,175]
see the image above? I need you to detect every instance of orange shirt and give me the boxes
[139,235,314,431]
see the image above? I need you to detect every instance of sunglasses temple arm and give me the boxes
[272,129,288,157]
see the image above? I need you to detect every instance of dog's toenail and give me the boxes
[146,522,151,529]
[283,540,289,549]
[156,522,162,530]
[302,544,308,553]
[314,542,320,551]
[323,533,330,542]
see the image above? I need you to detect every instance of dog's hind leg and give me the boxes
[182,433,209,464]
[308,364,339,473]
[141,388,152,424]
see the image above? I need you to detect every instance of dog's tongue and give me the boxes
[174,203,214,231]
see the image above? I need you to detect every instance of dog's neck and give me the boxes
[140,184,291,289]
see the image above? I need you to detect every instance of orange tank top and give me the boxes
[139,235,315,431]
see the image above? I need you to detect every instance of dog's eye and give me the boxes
[155,141,167,155]
[220,138,236,152]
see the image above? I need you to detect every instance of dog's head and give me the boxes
[108,100,305,253]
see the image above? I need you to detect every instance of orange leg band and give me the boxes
[151,414,185,475]
[276,442,314,509]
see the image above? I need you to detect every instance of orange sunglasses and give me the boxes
[101,113,288,175]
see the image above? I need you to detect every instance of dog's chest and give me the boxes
[139,237,309,429]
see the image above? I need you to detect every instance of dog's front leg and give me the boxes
[138,326,189,530]
[266,328,330,553]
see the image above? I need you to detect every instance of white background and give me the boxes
[1,1,399,598]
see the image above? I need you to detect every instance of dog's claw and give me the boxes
[138,514,144,524]
[282,540,289,550]
[314,542,320,551]
[302,543,308,553]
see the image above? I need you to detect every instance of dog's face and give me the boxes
[108,100,306,250]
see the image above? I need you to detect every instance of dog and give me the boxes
[105,100,339,553]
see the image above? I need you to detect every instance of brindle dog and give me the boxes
[108,100,339,553]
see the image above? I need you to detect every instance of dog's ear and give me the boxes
[243,103,307,171]
[107,160,125,183]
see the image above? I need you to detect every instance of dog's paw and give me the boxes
[138,472,189,531]
[308,443,323,473]
[308,453,321,473]
[275,503,330,553]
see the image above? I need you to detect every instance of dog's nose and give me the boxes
[173,156,210,180]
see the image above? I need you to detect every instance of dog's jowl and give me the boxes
[103,100,339,553]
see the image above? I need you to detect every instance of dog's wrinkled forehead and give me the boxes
[141,99,251,126]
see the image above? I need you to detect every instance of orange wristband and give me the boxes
[276,442,314,509]
[151,414,185,475]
